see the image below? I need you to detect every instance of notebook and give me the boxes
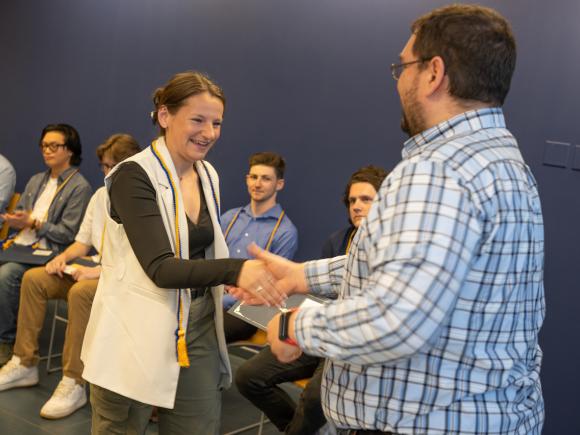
[227,294,325,331]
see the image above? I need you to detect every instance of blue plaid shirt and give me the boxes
[295,108,545,434]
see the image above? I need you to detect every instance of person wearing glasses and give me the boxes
[0,124,92,367]
[234,5,545,435]
[81,71,282,435]
[221,151,298,343]
[0,134,140,420]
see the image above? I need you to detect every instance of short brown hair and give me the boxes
[342,165,388,209]
[249,152,286,179]
[96,134,141,164]
[151,71,226,135]
[411,4,516,106]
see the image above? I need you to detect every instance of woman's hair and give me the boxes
[40,123,82,166]
[151,71,226,135]
[96,133,141,163]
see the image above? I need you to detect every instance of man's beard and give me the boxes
[400,112,413,137]
[399,85,426,137]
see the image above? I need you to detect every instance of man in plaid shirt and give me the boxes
[238,4,545,435]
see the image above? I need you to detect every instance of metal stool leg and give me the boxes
[40,299,68,373]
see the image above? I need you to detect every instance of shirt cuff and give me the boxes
[35,221,47,237]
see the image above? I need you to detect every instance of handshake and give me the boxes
[230,243,309,362]
[231,243,309,308]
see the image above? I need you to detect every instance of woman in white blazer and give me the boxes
[81,71,284,435]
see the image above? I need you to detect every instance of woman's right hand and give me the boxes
[247,243,309,295]
[45,254,67,277]
[236,259,287,308]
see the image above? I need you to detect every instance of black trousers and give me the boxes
[235,346,326,434]
[223,310,257,343]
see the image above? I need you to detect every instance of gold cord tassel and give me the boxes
[177,328,190,368]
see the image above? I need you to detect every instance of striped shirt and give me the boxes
[295,108,545,434]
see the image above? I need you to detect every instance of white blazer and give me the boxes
[81,137,232,408]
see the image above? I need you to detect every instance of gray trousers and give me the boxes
[90,292,222,435]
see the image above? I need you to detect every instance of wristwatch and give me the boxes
[278,308,299,347]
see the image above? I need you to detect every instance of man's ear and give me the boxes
[425,56,446,97]
[276,178,285,191]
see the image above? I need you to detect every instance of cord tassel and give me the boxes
[2,239,14,250]
[177,328,190,368]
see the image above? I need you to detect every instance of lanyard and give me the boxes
[224,208,286,252]
[39,169,79,222]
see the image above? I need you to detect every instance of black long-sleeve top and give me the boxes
[109,162,244,289]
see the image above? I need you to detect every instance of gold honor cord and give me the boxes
[3,169,79,250]
[345,227,357,255]
[97,221,107,264]
[224,209,286,253]
[150,142,190,368]
[223,209,242,241]
[265,211,285,251]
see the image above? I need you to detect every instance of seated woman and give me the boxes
[0,134,140,420]
[0,124,92,366]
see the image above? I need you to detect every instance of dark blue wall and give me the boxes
[1,1,578,433]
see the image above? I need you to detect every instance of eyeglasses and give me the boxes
[390,58,430,81]
[39,142,66,153]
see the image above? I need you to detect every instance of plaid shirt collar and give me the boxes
[402,107,506,159]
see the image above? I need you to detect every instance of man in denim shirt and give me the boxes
[0,124,91,365]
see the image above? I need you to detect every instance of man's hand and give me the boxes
[247,243,309,295]
[236,259,287,307]
[70,265,101,282]
[267,313,303,363]
[46,254,67,277]
[1,210,33,230]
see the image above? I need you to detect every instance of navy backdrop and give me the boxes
[1,1,579,433]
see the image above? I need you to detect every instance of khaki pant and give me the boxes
[13,267,97,383]
[90,292,222,435]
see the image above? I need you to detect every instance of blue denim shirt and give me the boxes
[16,167,92,251]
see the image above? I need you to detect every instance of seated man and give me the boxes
[236,165,387,435]
[221,151,298,342]
[0,124,92,366]
[0,153,16,216]
[0,134,140,419]
[322,165,388,258]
